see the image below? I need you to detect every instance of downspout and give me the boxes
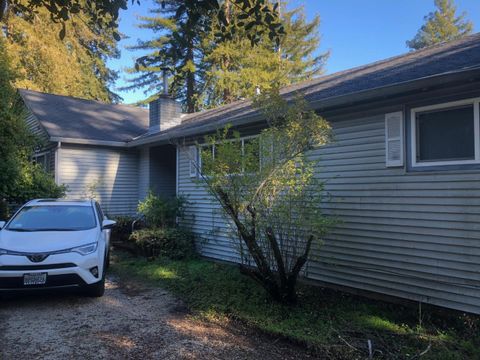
[54,141,61,185]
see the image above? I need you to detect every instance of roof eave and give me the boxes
[128,67,480,148]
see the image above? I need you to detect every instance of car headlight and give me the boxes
[71,242,98,255]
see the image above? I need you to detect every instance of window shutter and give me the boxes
[189,145,197,177]
[385,111,404,167]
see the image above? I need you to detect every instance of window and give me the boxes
[95,202,104,223]
[411,99,480,167]
[198,136,260,175]
[33,152,49,171]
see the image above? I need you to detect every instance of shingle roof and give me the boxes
[20,33,480,146]
[19,89,149,142]
[133,33,480,144]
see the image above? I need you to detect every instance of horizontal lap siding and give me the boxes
[311,114,480,314]
[58,145,139,216]
[177,147,242,263]
[177,114,480,314]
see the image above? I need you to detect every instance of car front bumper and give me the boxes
[0,252,102,290]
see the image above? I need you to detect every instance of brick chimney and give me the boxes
[148,70,182,133]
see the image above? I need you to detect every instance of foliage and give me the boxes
[114,252,480,359]
[121,0,212,112]
[204,3,327,107]
[123,0,322,110]
[3,1,121,102]
[0,38,66,216]
[0,37,29,202]
[110,215,135,243]
[0,0,125,41]
[10,161,67,203]
[0,1,285,47]
[137,191,187,228]
[407,0,473,50]
[128,227,196,260]
[197,88,334,303]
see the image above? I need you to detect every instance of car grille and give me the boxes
[0,263,76,271]
[0,274,85,289]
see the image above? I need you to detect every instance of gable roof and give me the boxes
[19,89,149,143]
[132,33,480,146]
[19,33,480,147]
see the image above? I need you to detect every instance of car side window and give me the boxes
[95,202,104,224]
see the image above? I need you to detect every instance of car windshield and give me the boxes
[6,205,97,231]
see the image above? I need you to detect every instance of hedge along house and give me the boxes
[20,34,480,314]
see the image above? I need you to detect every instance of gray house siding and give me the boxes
[57,144,139,216]
[177,103,480,314]
[25,110,49,144]
[138,147,150,201]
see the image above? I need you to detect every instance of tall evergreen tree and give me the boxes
[3,2,121,102]
[124,1,325,111]
[120,0,211,112]
[407,0,473,50]
[204,3,326,107]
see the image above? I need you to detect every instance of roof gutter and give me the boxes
[128,66,480,148]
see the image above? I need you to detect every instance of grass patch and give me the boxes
[112,251,480,359]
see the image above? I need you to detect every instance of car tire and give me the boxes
[84,277,105,297]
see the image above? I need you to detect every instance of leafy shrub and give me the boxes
[137,192,187,228]
[11,162,67,203]
[129,227,196,260]
[110,215,135,243]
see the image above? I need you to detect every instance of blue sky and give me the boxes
[108,0,480,104]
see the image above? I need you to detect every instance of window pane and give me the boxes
[244,138,260,173]
[416,105,474,162]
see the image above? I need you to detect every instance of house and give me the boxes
[20,34,480,314]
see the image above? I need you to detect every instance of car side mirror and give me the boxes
[102,219,116,230]
[0,221,5,230]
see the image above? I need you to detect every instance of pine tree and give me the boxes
[407,0,473,50]
[121,0,211,112]
[124,1,326,111]
[3,3,121,102]
[204,3,326,107]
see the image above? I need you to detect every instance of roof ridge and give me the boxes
[182,33,480,123]
[17,88,148,111]
[280,33,480,94]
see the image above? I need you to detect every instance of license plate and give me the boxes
[23,273,47,286]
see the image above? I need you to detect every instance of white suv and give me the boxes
[0,199,115,297]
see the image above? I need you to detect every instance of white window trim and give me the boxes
[198,135,260,175]
[410,98,480,167]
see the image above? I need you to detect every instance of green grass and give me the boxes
[112,251,480,359]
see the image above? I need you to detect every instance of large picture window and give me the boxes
[411,99,480,167]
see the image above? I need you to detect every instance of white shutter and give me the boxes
[189,145,197,177]
[385,111,404,167]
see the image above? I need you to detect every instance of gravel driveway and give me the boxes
[0,275,318,360]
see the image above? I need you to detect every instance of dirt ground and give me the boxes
[0,275,320,360]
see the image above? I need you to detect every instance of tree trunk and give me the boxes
[185,37,196,113]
